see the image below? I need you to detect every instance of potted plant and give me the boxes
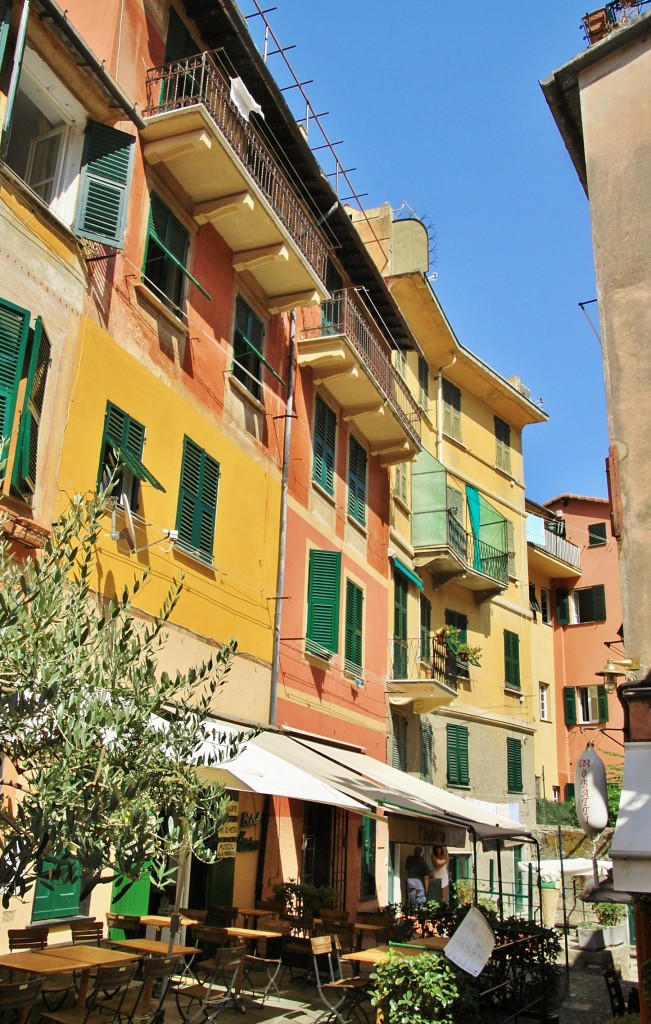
[433,625,461,647]
[577,902,627,949]
[456,642,482,666]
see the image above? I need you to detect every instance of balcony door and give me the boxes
[393,572,408,678]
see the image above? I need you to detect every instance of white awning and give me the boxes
[610,741,651,893]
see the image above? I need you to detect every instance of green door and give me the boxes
[393,573,408,677]
[109,873,151,938]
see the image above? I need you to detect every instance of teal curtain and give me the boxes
[465,484,482,571]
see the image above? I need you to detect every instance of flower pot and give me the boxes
[602,922,627,946]
[577,926,605,950]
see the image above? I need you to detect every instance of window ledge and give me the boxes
[443,432,465,450]
[0,161,82,250]
[393,494,411,516]
[226,371,265,412]
[347,514,367,538]
[504,685,522,697]
[493,464,516,484]
[304,641,333,666]
[173,541,215,572]
[448,784,471,791]
[312,480,337,507]
[134,282,188,333]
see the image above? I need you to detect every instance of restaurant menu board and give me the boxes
[444,906,495,977]
[216,799,239,859]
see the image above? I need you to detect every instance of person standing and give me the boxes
[405,845,430,907]
[431,845,449,903]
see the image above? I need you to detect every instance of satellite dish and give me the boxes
[121,493,137,551]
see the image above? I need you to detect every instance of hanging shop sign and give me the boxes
[574,743,608,836]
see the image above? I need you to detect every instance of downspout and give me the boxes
[436,355,456,464]
[1,0,29,155]
[269,308,296,726]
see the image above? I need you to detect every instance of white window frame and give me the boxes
[539,682,550,722]
[577,685,600,724]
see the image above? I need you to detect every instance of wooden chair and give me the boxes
[0,976,44,1024]
[174,941,247,1023]
[97,955,182,1024]
[7,928,76,1010]
[242,934,285,1005]
[603,967,627,1017]
[310,935,370,1024]
[105,913,145,940]
[180,908,208,923]
[354,912,393,944]
[71,920,104,946]
[206,905,238,927]
[319,909,350,925]
[39,960,138,1024]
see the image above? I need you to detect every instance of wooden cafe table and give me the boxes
[341,936,449,966]
[0,944,141,1005]
[138,915,200,941]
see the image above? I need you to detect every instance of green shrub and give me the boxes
[595,902,626,927]
[370,952,476,1024]
[270,880,339,916]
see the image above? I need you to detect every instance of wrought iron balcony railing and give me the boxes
[309,290,421,447]
[446,510,509,585]
[389,637,459,689]
[144,51,329,286]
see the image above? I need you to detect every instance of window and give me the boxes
[143,194,189,317]
[442,379,461,441]
[348,435,367,526]
[446,608,468,678]
[394,461,408,504]
[392,714,407,772]
[232,296,266,401]
[313,395,336,494]
[0,297,51,501]
[553,786,561,803]
[344,579,363,674]
[420,594,431,662]
[588,522,607,546]
[571,584,606,624]
[306,549,341,658]
[176,436,220,565]
[32,855,81,921]
[420,719,433,783]
[540,587,551,624]
[565,783,575,802]
[494,416,511,473]
[507,520,516,576]
[418,356,429,408]
[529,583,542,618]
[507,737,523,793]
[98,402,164,512]
[563,685,608,725]
[446,723,469,786]
[5,48,135,247]
[539,683,550,722]
[504,630,520,690]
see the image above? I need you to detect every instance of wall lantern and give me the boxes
[595,657,640,693]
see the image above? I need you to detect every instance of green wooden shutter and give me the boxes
[443,379,461,440]
[447,724,469,786]
[392,714,407,772]
[348,436,367,526]
[506,520,515,575]
[563,686,577,725]
[306,549,341,655]
[393,572,408,677]
[420,594,431,662]
[507,737,523,793]
[592,584,606,622]
[598,684,609,723]
[74,121,135,248]
[556,588,570,625]
[495,416,511,472]
[588,522,607,546]
[0,297,30,457]
[344,579,363,672]
[420,718,433,782]
[0,0,12,77]
[176,437,219,564]
[504,630,520,689]
[313,395,336,494]
[418,356,428,406]
[12,317,50,498]
[32,856,81,921]
[565,783,575,802]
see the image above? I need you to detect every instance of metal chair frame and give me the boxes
[0,976,44,1024]
[310,935,370,1024]
[174,940,247,1024]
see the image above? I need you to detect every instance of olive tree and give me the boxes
[0,490,240,908]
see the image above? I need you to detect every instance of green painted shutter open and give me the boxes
[0,1,12,78]
[588,522,607,546]
[306,549,341,655]
[443,379,461,440]
[563,686,577,725]
[446,724,469,786]
[393,572,408,677]
[392,714,407,772]
[598,684,609,723]
[0,297,30,458]
[74,121,135,248]
[420,718,433,782]
[418,356,428,406]
[12,317,50,498]
[592,584,606,622]
[176,436,220,565]
[348,436,367,526]
[344,579,363,673]
[556,588,570,625]
[494,416,511,473]
[507,737,523,793]
[504,630,520,689]
[313,395,336,493]
[32,857,81,921]
[420,594,431,662]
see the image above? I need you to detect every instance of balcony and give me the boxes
[526,515,582,579]
[582,2,651,45]
[388,637,459,713]
[296,290,421,462]
[413,509,509,602]
[142,52,329,311]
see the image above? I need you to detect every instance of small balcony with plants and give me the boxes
[387,635,459,713]
[297,289,422,462]
[411,451,509,602]
[142,51,329,310]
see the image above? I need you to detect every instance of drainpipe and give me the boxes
[269,308,296,726]
[1,0,29,155]
[436,355,456,463]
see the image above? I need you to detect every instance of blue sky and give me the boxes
[244,1,609,503]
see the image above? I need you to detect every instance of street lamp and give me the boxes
[595,657,640,693]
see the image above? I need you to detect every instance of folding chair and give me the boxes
[0,976,44,1024]
[174,941,247,1024]
[39,961,139,1024]
[7,928,76,1010]
[97,955,182,1024]
[242,934,285,1005]
[310,935,370,1024]
[71,921,104,946]
[105,914,144,941]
